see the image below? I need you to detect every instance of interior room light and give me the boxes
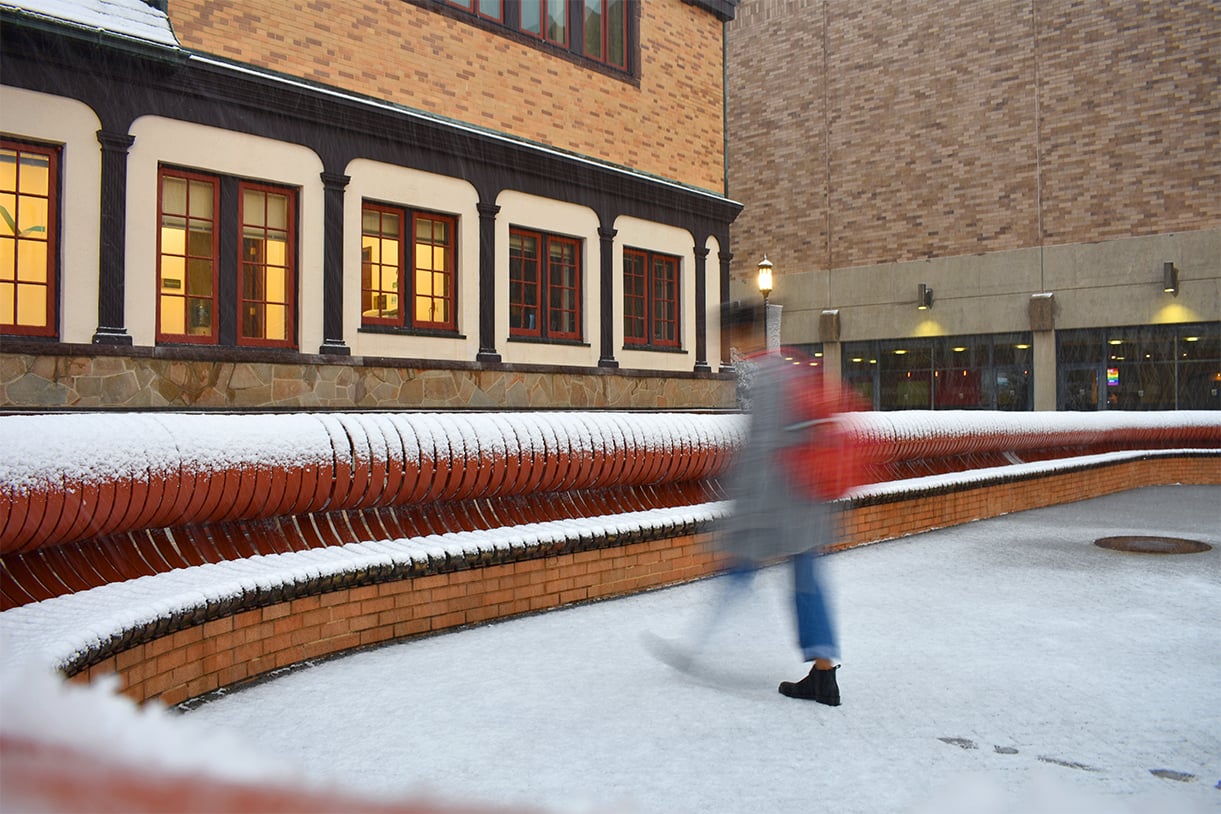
[1108,339,1124,345]
[1015,343,1031,350]
[894,349,908,355]
[952,346,967,353]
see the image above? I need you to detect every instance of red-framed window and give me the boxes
[520,0,568,45]
[623,248,679,348]
[447,0,503,22]
[445,0,629,71]
[157,168,219,343]
[361,203,402,327]
[582,0,627,69]
[238,182,296,347]
[510,227,581,340]
[0,139,59,338]
[361,202,457,332]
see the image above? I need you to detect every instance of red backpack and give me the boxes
[778,352,872,501]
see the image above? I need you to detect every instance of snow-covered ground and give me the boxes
[182,486,1220,814]
[7,485,1208,814]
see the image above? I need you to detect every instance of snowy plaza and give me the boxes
[5,484,1217,814]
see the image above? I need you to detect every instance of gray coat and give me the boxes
[716,353,837,564]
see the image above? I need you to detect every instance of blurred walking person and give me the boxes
[716,300,867,706]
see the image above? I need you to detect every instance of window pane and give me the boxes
[0,149,15,194]
[162,176,187,216]
[160,294,185,335]
[17,197,46,240]
[607,0,625,66]
[16,282,45,325]
[547,0,566,43]
[188,180,213,219]
[265,194,288,230]
[583,0,602,58]
[521,0,542,34]
[16,241,46,282]
[243,189,265,227]
[0,192,15,237]
[0,234,13,280]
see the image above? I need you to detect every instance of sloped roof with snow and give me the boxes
[0,0,180,48]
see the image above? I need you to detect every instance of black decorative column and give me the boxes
[475,201,501,363]
[318,171,351,355]
[693,245,710,372]
[718,250,733,369]
[598,224,619,368]
[92,130,135,345]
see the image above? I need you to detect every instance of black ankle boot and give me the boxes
[778,664,840,706]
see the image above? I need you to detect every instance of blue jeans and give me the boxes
[793,550,838,662]
[724,553,838,662]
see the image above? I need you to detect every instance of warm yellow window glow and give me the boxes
[159,173,216,338]
[1,143,55,334]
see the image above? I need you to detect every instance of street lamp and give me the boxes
[757,255,773,347]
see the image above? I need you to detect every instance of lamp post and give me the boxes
[757,255,774,350]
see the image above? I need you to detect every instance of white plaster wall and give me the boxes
[494,191,599,367]
[0,87,102,344]
[126,117,325,350]
[344,160,479,361]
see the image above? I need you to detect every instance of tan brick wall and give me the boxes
[727,0,1220,281]
[165,0,727,192]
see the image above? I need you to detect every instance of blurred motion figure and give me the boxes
[717,300,868,705]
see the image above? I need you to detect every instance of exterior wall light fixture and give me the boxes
[757,255,774,343]
[1163,262,1180,296]
[917,283,934,310]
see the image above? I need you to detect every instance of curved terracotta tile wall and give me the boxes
[0,412,744,608]
[2,410,1218,610]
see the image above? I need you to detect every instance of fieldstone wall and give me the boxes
[0,351,736,411]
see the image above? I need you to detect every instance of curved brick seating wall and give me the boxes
[0,409,1217,712]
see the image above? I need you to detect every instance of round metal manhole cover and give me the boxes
[1095,536,1213,555]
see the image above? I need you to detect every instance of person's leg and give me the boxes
[779,551,841,704]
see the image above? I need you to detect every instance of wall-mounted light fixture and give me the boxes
[917,283,934,310]
[757,255,774,302]
[757,255,774,345]
[1163,262,1180,296]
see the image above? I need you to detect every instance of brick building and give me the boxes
[0,0,742,410]
[726,0,1219,411]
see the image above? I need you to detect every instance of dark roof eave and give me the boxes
[0,7,187,64]
[684,0,740,22]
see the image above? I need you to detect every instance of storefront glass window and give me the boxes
[1057,323,1219,410]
